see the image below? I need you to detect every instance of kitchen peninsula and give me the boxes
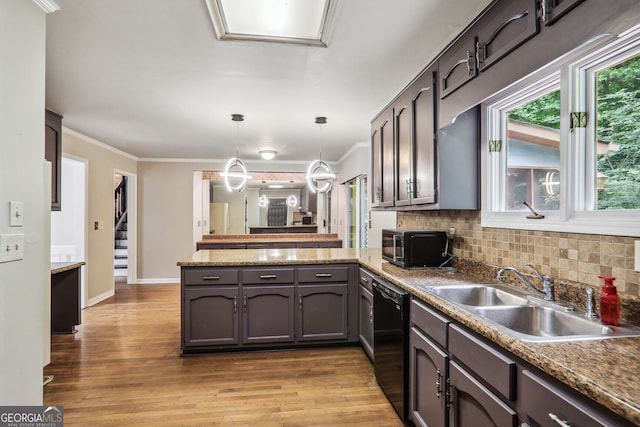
[248,225,318,234]
[178,248,640,425]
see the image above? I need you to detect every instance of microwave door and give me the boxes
[393,234,404,262]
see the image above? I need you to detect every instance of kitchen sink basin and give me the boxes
[422,284,529,307]
[421,283,640,342]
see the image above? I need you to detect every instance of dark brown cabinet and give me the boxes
[181,264,357,353]
[541,0,586,26]
[448,361,518,427]
[410,68,437,205]
[394,94,412,206]
[439,31,477,99]
[409,327,448,427]
[183,287,240,347]
[45,109,62,211]
[358,268,375,361]
[475,0,539,72]
[371,110,395,208]
[297,265,351,342]
[243,285,295,344]
[408,295,632,427]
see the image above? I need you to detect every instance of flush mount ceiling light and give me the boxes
[259,149,277,160]
[222,114,251,192]
[205,0,340,47]
[306,116,335,194]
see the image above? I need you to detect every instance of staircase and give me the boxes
[114,176,128,277]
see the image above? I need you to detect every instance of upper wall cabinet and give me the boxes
[45,109,62,211]
[541,0,586,26]
[394,93,412,207]
[371,109,395,208]
[439,31,477,99]
[475,0,539,71]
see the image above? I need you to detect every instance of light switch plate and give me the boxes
[9,201,23,227]
[0,234,24,262]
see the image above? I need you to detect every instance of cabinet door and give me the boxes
[411,68,437,205]
[358,284,374,361]
[448,361,518,427]
[243,286,295,344]
[371,126,382,207]
[439,32,477,98]
[409,327,448,427]
[542,0,586,26]
[45,109,62,211]
[476,0,539,71]
[183,287,239,347]
[297,284,349,342]
[395,98,412,206]
[380,114,395,207]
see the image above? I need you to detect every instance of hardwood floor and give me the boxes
[44,281,403,426]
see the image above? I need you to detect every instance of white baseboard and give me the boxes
[86,289,115,307]
[134,278,180,285]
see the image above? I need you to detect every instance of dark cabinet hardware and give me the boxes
[202,275,220,280]
[259,274,278,279]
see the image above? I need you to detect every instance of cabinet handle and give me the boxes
[260,274,277,280]
[202,276,220,281]
[233,296,237,313]
[299,294,303,311]
[548,413,570,427]
[435,368,442,398]
[243,295,247,312]
[361,277,368,283]
[315,273,332,278]
[538,0,548,22]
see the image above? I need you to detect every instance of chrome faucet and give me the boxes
[496,263,555,301]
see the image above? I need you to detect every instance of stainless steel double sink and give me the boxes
[421,283,640,342]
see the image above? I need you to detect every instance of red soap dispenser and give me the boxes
[598,275,620,326]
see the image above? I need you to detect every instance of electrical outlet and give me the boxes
[448,227,456,239]
[0,234,24,262]
[9,201,23,227]
[635,240,640,272]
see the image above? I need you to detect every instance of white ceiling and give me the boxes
[45,0,493,162]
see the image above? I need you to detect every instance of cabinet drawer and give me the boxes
[358,268,375,292]
[519,369,633,427]
[243,268,295,284]
[449,324,516,401]
[183,268,239,285]
[411,298,450,349]
[298,266,349,283]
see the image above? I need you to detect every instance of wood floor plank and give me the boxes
[44,281,403,426]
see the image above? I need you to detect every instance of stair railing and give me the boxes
[114,176,127,231]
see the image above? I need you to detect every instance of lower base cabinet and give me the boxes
[409,296,635,427]
[243,285,295,344]
[181,264,357,352]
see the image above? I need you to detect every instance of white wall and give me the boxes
[51,157,86,262]
[0,1,48,404]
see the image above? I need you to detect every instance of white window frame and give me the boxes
[482,28,640,237]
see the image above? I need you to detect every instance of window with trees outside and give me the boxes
[482,26,640,237]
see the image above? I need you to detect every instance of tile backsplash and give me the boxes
[398,210,640,297]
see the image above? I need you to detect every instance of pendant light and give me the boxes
[223,114,251,192]
[306,116,335,193]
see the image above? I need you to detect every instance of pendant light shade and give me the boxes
[306,116,335,194]
[223,114,251,192]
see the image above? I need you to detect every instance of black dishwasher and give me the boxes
[372,278,409,423]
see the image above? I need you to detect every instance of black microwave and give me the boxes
[382,229,449,269]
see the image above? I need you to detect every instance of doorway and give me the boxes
[114,170,137,284]
[51,155,88,308]
[345,175,368,248]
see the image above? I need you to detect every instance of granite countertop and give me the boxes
[50,261,86,274]
[199,233,341,244]
[177,248,640,424]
